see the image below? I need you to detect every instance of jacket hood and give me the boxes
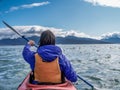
[37,45,62,62]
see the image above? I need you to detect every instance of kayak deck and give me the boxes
[18,73,76,90]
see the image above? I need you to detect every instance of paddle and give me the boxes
[77,75,94,90]
[2,20,38,47]
[2,21,95,90]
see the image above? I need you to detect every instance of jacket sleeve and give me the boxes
[22,44,36,70]
[59,54,77,82]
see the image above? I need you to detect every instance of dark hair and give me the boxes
[39,30,55,46]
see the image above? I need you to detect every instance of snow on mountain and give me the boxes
[0,25,91,40]
[101,32,120,39]
[2,25,119,44]
[1,25,120,43]
[100,32,120,43]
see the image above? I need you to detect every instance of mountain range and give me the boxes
[0,25,120,45]
[101,33,120,43]
[0,35,112,45]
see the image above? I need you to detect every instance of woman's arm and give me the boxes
[22,42,36,70]
[59,55,77,82]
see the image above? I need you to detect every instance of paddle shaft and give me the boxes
[2,20,94,89]
[2,21,38,47]
[77,75,94,90]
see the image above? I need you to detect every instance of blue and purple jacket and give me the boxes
[22,44,77,82]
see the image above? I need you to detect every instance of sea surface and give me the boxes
[0,44,120,90]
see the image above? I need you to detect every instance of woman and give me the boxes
[22,30,77,84]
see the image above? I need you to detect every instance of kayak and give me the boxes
[18,73,77,90]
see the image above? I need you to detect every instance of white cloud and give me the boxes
[5,1,50,13]
[21,1,50,8]
[4,25,120,40]
[100,32,120,39]
[84,0,120,8]
[63,30,90,38]
[0,25,92,40]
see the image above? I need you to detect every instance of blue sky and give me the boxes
[0,0,120,37]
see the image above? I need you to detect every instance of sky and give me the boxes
[0,0,120,38]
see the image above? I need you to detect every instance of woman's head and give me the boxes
[39,30,55,46]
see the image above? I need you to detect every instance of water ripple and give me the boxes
[0,45,120,90]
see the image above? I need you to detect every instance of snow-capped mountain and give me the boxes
[101,32,120,43]
[0,25,120,45]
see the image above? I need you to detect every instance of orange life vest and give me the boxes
[34,53,62,83]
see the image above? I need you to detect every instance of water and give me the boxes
[0,44,120,90]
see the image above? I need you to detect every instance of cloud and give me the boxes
[0,25,92,40]
[100,32,120,39]
[83,0,120,8]
[21,2,50,8]
[5,1,50,13]
[2,25,120,40]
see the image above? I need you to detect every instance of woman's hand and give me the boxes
[28,40,35,46]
